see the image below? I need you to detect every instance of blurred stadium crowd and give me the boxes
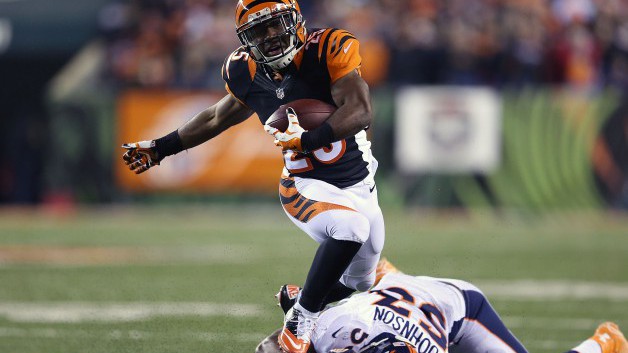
[1,0,628,207]
[99,0,628,91]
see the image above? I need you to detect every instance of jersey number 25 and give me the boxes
[284,140,346,173]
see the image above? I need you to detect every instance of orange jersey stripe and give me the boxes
[247,57,257,80]
[317,28,336,61]
[224,83,249,108]
[315,29,362,83]
[328,30,355,58]
[325,30,361,83]
[279,177,355,223]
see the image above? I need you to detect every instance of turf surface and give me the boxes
[0,205,626,353]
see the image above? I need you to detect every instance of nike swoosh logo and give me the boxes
[343,41,353,54]
[332,327,344,338]
[280,330,305,351]
[369,185,376,193]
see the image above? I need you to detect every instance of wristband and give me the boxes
[301,122,335,152]
[155,130,184,160]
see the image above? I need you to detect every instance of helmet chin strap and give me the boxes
[265,49,297,70]
[263,27,306,70]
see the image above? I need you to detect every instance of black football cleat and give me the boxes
[275,284,301,314]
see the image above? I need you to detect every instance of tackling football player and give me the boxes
[121,1,384,352]
[256,259,628,353]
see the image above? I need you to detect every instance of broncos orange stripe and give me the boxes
[279,177,355,223]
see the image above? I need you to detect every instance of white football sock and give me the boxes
[571,339,602,353]
[294,301,319,318]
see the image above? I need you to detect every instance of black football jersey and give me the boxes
[221,28,375,188]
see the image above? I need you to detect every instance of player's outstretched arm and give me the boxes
[122,93,253,174]
[298,70,371,153]
[178,93,253,149]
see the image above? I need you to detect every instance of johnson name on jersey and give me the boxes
[311,273,467,353]
[221,28,375,188]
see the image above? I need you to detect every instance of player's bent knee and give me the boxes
[341,271,375,291]
[340,259,376,291]
[354,277,375,291]
[327,211,370,244]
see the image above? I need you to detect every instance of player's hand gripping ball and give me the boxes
[264,107,307,153]
[264,99,337,153]
[121,140,161,174]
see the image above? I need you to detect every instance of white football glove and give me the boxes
[121,140,161,174]
[264,108,307,153]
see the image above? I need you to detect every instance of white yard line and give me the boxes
[191,332,268,342]
[524,340,583,350]
[0,302,264,323]
[0,326,266,342]
[475,280,628,301]
[502,316,607,330]
[0,245,263,266]
[0,280,625,326]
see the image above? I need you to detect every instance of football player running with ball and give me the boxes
[121,1,384,352]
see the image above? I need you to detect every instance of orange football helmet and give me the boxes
[235,0,307,70]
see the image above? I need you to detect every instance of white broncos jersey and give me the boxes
[311,273,466,353]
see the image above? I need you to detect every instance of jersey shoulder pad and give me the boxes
[312,28,361,83]
[222,47,257,100]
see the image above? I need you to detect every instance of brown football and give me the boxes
[265,99,337,132]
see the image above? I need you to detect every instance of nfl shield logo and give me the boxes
[276,88,285,99]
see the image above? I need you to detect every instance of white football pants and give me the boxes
[278,173,385,291]
[444,279,528,353]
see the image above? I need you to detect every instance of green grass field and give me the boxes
[0,205,627,353]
